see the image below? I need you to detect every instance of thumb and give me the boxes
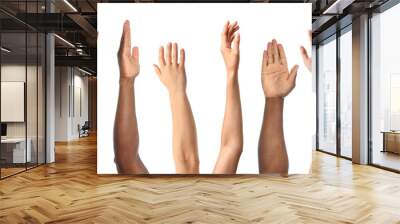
[300,46,309,61]
[132,46,139,63]
[153,64,161,77]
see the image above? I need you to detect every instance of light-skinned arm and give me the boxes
[300,31,312,72]
[113,20,148,174]
[153,43,199,174]
[258,39,299,174]
[213,21,243,174]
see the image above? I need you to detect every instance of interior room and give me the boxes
[0,0,399,223]
[0,21,46,177]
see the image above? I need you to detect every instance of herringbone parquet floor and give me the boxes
[1,134,400,223]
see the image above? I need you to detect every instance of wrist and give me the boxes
[168,89,187,99]
[226,75,239,86]
[119,77,135,88]
[266,97,284,104]
[227,70,238,78]
[119,76,135,84]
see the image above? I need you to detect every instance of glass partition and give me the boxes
[1,30,28,177]
[27,31,38,169]
[371,3,400,171]
[339,27,352,158]
[0,1,46,179]
[317,35,337,155]
[38,32,45,165]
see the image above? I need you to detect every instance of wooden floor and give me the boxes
[372,150,400,171]
[0,167,26,178]
[1,135,400,223]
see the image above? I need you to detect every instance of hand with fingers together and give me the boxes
[153,42,199,174]
[261,39,299,98]
[114,20,148,174]
[118,22,140,80]
[300,31,312,72]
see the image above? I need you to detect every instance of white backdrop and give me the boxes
[97,3,313,174]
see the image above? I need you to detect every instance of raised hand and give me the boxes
[118,20,140,79]
[213,21,243,174]
[153,42,198,173]
[261,39,299,98]
[300,31,312,72]
[153,42,186,94]
[114,20,148,174]
[220,21,240,77]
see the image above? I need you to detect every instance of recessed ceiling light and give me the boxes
[323,0,354,15]
[1,47,11,53]
[63,0,78,12]
[54,34,75,48]
[77,67,93,76]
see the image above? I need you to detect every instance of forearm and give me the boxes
[114,78,147,174]
[169,91,199,173]
[214,74,243,174]
[258,97,288,174]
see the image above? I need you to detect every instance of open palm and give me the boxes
[261,40,299,98]
[153,42,187,94]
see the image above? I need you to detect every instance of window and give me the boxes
[318,36,337,154]
[339,28,352,158]
[370,2,400,171]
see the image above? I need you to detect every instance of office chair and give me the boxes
[79,121,90,138]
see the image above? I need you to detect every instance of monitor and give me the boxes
[1,123,7,137]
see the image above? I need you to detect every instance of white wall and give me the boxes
[72,73,89,137]
[55,66,70,141]
[1,65,38,138]
[1,64,46,163]
[55,67,89,141]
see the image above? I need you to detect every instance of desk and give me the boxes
[381,131,400,154]
[1,138,31,163]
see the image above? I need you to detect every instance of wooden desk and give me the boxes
[1,138,31,163]
[381,131,400,154]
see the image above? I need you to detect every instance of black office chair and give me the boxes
[78,121,90,138]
